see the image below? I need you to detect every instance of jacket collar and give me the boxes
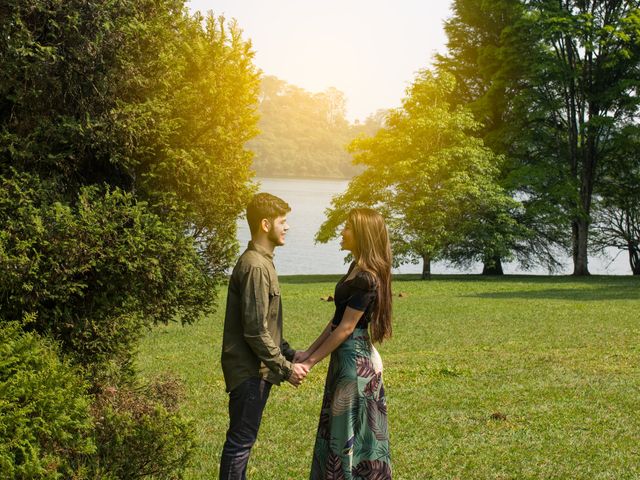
[248,240,275,261]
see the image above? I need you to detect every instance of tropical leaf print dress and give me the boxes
[310,265,392,480]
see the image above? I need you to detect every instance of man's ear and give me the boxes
[260,218,271,233]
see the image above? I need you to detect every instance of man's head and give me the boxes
[246,193,291,247]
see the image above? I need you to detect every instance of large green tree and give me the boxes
[518,0,640,275]
[317,71,521,279]
[437,0,570,274]
[437,0,640,276]
[1,2,259,279]
[1,0,259,353]
[1,1,259,476]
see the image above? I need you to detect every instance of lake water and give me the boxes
[236,177,632,276]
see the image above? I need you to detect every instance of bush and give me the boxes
[0,173,214,381]
[2,0,261,476]
[85,376,196,479]
[1,0,257,280]
[0,321,95,479]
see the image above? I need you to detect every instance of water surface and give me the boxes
[236,177,631,276]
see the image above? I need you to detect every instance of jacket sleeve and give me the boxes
[239,266,292,381]
[280,338,296,362]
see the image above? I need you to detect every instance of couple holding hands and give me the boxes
[220,193,393,480]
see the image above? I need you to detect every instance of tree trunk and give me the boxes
[482,256,503,275]
[630,245,640,275]
[562,28,596,277]
[573,129,597,276]
[421,254,431,280]
[572,217,590,275]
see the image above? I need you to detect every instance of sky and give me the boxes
[187,0,453,122]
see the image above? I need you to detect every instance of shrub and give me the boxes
[85,376,196,479]
[1,0,257,282]
[0,321,95,479]
[0,173,214,381]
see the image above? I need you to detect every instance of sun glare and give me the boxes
[187,0,452,122]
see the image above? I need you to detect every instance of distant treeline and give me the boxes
[248,76,385,179]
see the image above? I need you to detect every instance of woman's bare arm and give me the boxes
[301,307,364,369]
[295,321,333,362]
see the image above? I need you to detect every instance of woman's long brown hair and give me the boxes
[348,208,392,343]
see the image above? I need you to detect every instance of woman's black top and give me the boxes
[331,262,378,328]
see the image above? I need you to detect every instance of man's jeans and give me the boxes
[219,377,272,480]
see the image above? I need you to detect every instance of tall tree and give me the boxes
[1,1,260,476]
[437,0,570,274]
[520,0,640,275]
[317,71,521,279]
[1,1,260,297]
[1,0,260,375]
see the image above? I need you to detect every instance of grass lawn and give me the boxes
[137,274,640,479]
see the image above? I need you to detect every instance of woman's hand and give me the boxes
[293,350,309,363]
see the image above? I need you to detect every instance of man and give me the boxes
[219,192,308,479]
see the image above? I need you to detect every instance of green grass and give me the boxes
[137,274,640,479]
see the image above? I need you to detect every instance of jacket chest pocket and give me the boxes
[268,286,281,316]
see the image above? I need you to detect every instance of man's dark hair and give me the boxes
[246,193,291,235]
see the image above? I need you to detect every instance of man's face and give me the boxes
[267,215,289,246]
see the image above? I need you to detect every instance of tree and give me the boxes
[1,1,259,280]
[436,0,570,274]
[317,71,521,279]
[518,0,640,275]
[591,126,640,274]
[437,0,525,137]
[1,1,259,476]
[1,0,259,353]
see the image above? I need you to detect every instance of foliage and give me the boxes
[0,0,260,366]
[0,172,212,381]
[591,126,640,274]
[248,76,384,179]
[437,0,526,145]
[436,0,571,273]
[0,321,94,479]
[317,71,521,278]
[435,0,640,276]
[1,1,258,478]
[140,12,260,274]
[84,376,195,480]
[514,0,640,274]
[1,0,259,278]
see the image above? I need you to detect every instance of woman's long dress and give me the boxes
[310,265,392,480]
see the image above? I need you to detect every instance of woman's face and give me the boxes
[340,221,357,253]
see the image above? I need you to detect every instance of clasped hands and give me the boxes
[286,350,313,388]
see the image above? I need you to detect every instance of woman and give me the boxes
[297,208,393,480]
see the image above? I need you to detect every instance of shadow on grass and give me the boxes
[394,273,640,284]
[279,273,509,283]
[391,274,597,283]
[279,274,344,284]
[279,273,640,287]
[466,286,640,301]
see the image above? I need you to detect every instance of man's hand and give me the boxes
[287,363,309,387]
[293,350,309,363]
